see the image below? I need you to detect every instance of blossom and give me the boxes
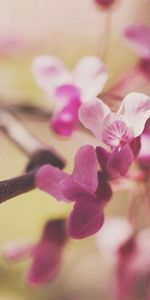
[98,218,150,300]
[36,145,112,239]
[32,55,107,136]
[79,93,150,176]
[124,24,150,78]
[2,219,67,286]
[79,93,150,149]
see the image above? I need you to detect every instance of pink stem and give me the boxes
[108,63,147,97]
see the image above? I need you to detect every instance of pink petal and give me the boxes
[96,171,112,202]
[54,84,81,104]
[94,0,116,9]
[67,198,104,239]
[27,242,62,285]
[107,144,134,178]
[118,92,150,136]
[73,56,108,100]
[32,55,71,91]
[138,133,150,166]
[42,219,67,246]
[72,145,98,192]
[130,136,141,158]
[102,113,134,148]
[61,177,92,202]
[79,98,110,140]
[124,24,150,59]
[2,240,33,262]
[51,103,79,136]
[96,146,111,172]
[35,164,69,201]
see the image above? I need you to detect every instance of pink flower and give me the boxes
[35,145,112,239]
[32,55,107,136]
[2,219,67,286]
[124,24,150,78]
[79,93,150,177]
[79,93,150,149]
[98,218,150,300]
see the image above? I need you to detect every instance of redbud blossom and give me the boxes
[79,93,150,150]
[36,145,112,239]
[32,55,107,136]
[98,218,150,300]
[2,219,67,286]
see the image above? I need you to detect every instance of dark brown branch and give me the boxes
[0,171,35,203]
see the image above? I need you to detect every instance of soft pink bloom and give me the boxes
[98,218,150,300]
[124,24,150,60]
[2,219,67,286]
[79,93,150,149]
[36,145,112,239]
[32,55,107,136]
[124,24,150,78]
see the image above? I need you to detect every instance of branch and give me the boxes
[0,171,35,203]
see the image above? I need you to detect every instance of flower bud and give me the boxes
[94,0,116,9]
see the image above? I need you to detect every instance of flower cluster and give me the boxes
[32,55,107,136]
[1,0,150,294]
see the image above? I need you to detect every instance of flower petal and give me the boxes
[2,240,33,262]
[79,98,110,140]
[118,92,150,136]
[54,84,81,104]
[72,145,98,192]
[32,55,71,92]
[107,144,134,179]
[96,171,112,202]
[27,242,62,285]
[138,133,150,166]
[51,102,79,136]
[35,164,69,201]
[73,56,108,100]
[96,146,111,172]
[124,24,150,59]
[61,177,91,202]
[67,197,104,239]
[102,113,134,148]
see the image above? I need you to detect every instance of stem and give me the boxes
[0,108,65,169]
[108,63,145,97]
[0,171,35,203]
[99,9,112,61]
[0,109,43,156]
[2,102,51,121]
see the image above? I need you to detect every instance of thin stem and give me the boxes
[0,171,35,203]
[0,102,51,121]
[108,63,144,97]
[0,108,65,169]
[99,9,112,61]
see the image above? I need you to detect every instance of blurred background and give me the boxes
[0,0,149,299]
